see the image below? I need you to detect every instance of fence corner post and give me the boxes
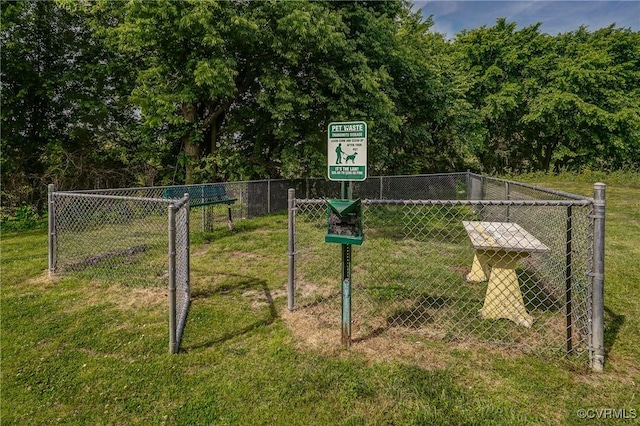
[168,203,177,354]
[287,188,296,311]
[591,182,606,372]
[48,184,56,277]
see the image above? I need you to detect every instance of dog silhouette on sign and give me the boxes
[344,152,358,164]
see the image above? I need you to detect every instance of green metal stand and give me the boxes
[341,182,352,347]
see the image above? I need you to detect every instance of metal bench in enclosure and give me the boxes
[164,184,237,230]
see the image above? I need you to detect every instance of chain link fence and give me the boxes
[47,179,303,353]
[48,185,190,353]
[289,173,605,370]
[48,173,605,369]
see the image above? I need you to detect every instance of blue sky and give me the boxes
[412,1,640,38]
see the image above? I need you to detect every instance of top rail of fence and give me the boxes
[471,173,591,201]
[52,172,593,204]
[54,180,253,195]
[53,191,174,204]
[298,198,593,207]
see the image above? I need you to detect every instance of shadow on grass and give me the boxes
[183,273,278,352]
[519,270,564,313]
[604,306,625,358]
[352,295,454,343]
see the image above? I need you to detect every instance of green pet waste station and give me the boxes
[325,198,363,347]
[325,198,363,245]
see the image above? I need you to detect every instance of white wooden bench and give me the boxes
[462,221,550,327]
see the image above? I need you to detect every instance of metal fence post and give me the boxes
[48,184,55,277]
[287,188,296,311]
[591,183,606,372]
[466,170,470,200]
[185,196,191,303]
[168,204,177,354]
[505,181,511,222]
[268,178,272,214]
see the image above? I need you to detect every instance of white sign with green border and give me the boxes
[327,121,367,181]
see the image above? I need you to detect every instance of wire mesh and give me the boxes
[50,190,191,353]
[292,174,594,359]
[52,193,171,285]
[174,204,190,348]
[49,173,597,362]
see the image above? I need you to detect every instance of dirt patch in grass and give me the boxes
[22,273,165,314]
[282,293,583,371]
[242,288,287,309]
[79,282,167,311]
[282,308,448,369]
[25,272,59,287]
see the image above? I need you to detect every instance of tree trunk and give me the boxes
[182,103,199,184]
[208,111,226,182]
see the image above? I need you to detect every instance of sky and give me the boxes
[412,1,640,39]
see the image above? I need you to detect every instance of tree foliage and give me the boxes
[2,1,638,212]
[456,19,640,173]
[1,0,172,209]
[84,0,449,182]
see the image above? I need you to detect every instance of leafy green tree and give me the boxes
[1,0,139,209]
[382,9,480,174]
[523,26,640,171]
[82,1,405,182]
[455,20,640,173]
[81,0,476,182]
[454,19,541,172]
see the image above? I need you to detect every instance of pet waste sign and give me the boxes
[327,121,367,181]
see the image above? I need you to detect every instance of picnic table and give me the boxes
[462,221,550,328]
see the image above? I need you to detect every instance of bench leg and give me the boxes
[203,206,215,232]
[478,251,533,328]
[467,253,489,282]
[227,205,233,231]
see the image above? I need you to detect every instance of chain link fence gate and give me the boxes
[46,179,300,354]
[48,184,191,354]
[288,173,605,371]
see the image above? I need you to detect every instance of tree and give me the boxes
[83,0,472,182]
[454,19,545,172]
[523,26,640,171]
[1,0,149,210]
[381,9,480,174]
[3,1,104,208]
[455,20,640,173]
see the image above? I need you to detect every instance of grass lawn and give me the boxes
[1,173,638,425]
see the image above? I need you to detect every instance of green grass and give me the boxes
[2,174,639,425]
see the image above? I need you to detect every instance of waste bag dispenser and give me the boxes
[325,198,363,245]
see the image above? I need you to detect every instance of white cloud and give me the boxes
[413,1,640,38]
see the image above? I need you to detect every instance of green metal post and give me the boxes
[341,181,352,347]
[341,245,352,347]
